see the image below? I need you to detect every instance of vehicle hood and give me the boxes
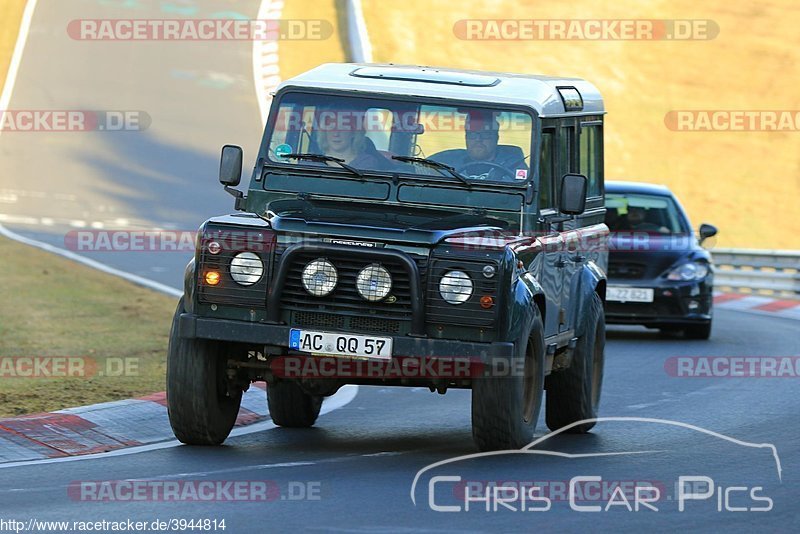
[265,199,511,245]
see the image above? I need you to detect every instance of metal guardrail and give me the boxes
[712,248,800,297]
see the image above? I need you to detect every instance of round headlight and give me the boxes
[439,270,473,304]
[230,252,263,286]
[302,258,338,297]
[356,263,392,301]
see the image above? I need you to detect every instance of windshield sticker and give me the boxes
[515,169,528,180]
[275,143,293,158]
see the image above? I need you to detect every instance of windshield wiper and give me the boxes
[279,152,365,178]
[391,156,472,188]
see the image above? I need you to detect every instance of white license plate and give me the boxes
[606,286,655,303]
[289,329,392,360]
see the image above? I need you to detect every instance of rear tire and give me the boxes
[546,292,605,433]
[471,308,545,451]
[167,299,242,445]
[267,381,323,428]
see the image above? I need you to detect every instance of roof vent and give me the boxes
[351,67,500,87]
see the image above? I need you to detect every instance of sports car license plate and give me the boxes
[289,329,392,360]
[606,286,655,303]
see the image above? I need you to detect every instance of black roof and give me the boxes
[605,180,674,196]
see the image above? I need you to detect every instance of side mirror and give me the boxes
[219,144,243,186]
[699,223,718,243]
[559,174,587,215]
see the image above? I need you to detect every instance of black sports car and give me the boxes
[604,181,718,339]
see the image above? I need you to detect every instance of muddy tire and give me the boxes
[267,381,323,428]
[167,299,242,445]
[545,292,605,433]
[471,308,546,451]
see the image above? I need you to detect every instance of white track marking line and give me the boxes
[0,385,359,470]
[252,0,284,126]
[0,214,151,229]
[0,0,39,138]
[0,222,182,298]
[345,0,373,62]
[0,213,38,225]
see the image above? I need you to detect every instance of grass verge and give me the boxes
[0,237,177,417]
[1,0,174,417]
[276,0,348,80]
[0,0,26,86]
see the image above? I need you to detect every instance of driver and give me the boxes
[625,206,669,233]
[431,111,528,180]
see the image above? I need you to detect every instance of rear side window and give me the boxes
[538,129,555,210]
[580,122,603,197]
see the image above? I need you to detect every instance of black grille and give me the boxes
[276,247,427,322]
[350,316,401,334]
[290,311,401,334]
[294,311,345,330]
[608,261,647,279]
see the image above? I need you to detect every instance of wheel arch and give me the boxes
[569,261,607,336]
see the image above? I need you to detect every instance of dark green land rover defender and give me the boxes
[167,64,609,451]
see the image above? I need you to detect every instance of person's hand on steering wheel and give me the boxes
[456,161,514,181]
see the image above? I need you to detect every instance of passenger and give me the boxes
[316,108,393,170]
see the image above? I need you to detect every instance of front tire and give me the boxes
[546,292,605,433]
[471,308,546,451]
[267,381,323,428]
[167,299,242,445]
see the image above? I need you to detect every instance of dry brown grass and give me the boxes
[361,0,800,249]
[0,237,177,417]
[277,0,348,79]
[0,0,26,84]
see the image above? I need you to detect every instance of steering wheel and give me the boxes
[456,161,515,181]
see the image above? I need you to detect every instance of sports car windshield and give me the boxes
[265,92,534,184]
[605,193,689,234]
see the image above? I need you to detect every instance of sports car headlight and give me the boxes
[229,252,263,286]
[302,258,338,296]
[356,263,392,301]
[439,270,473,304]
[666,261,709,281]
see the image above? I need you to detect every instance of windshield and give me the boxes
[265,92,534,184]
[605,193,688,234]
